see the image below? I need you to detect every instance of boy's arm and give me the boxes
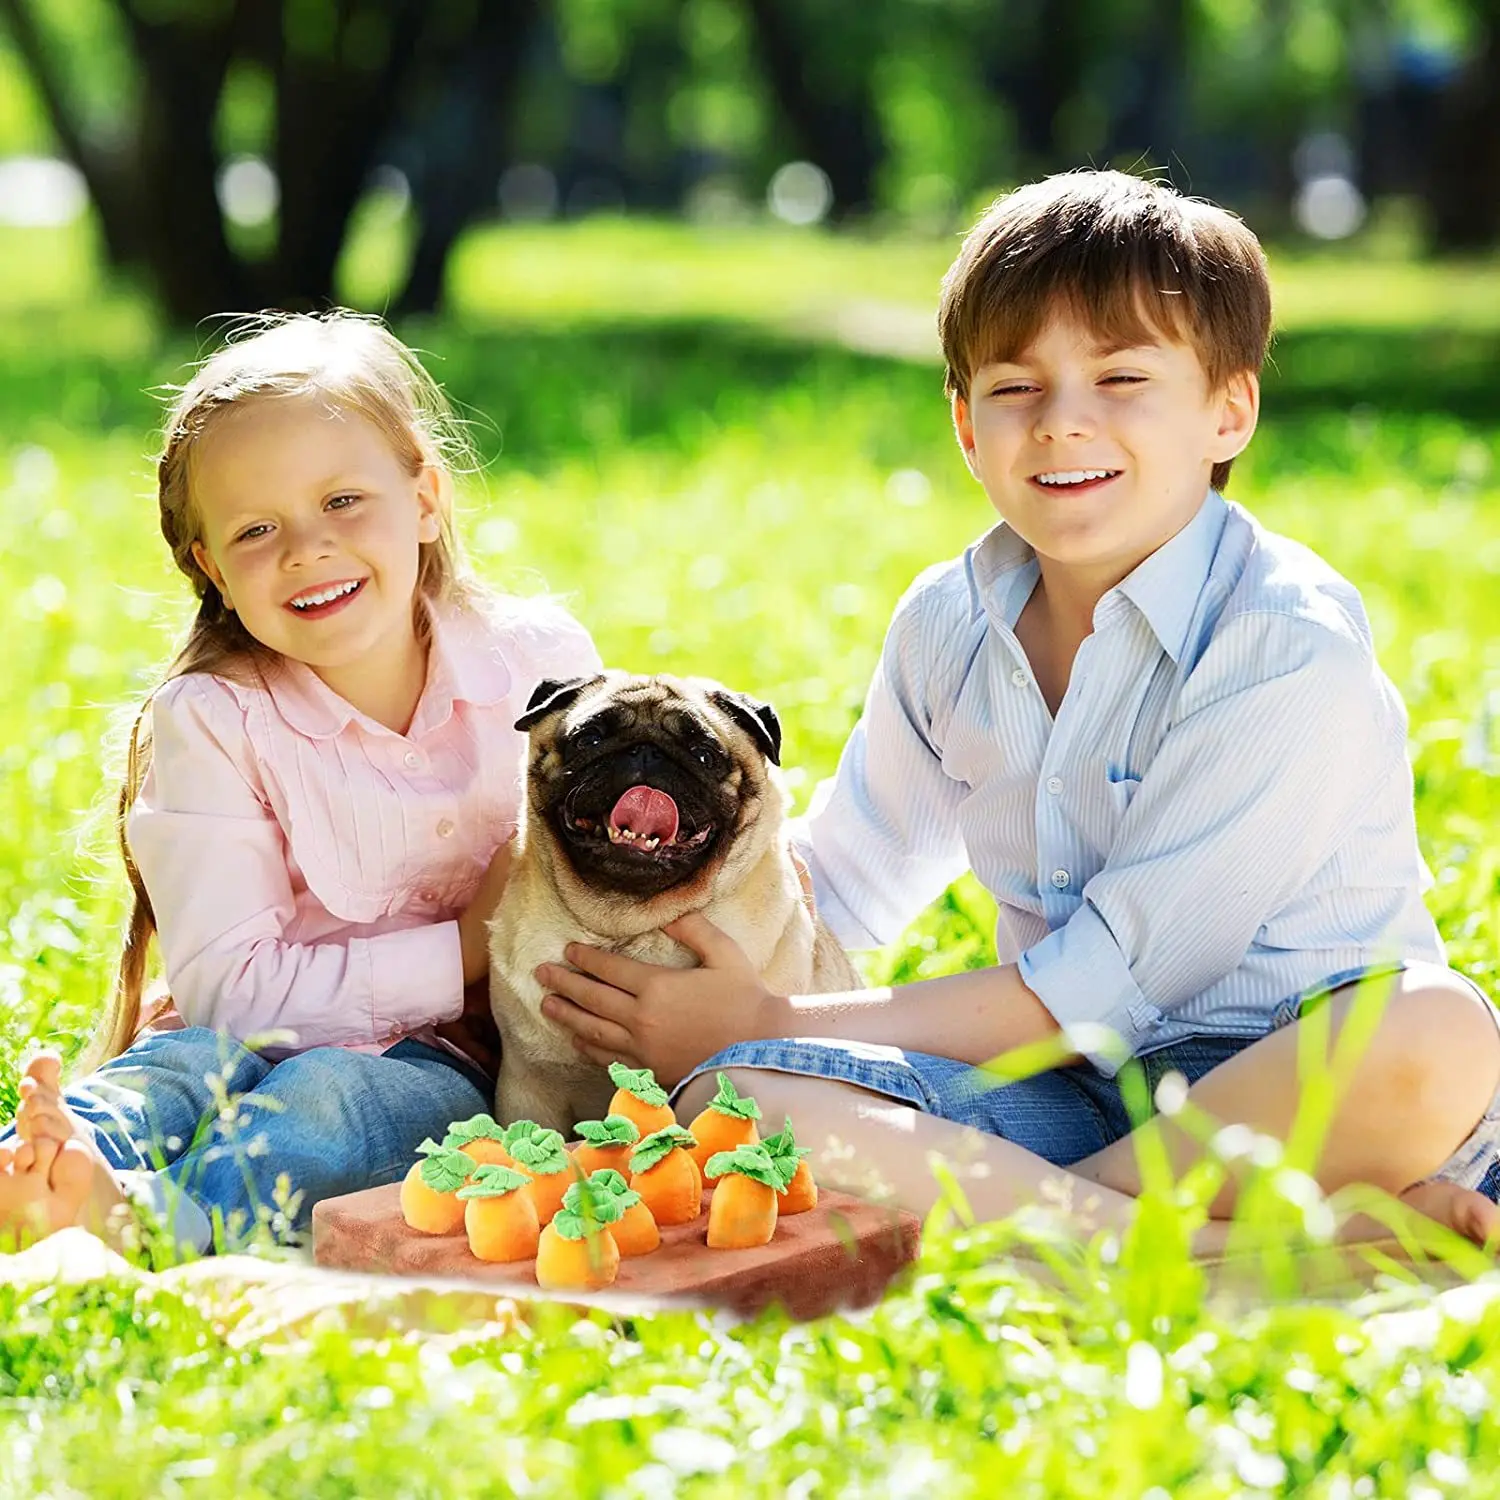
[792,572,972,949]
[540,613,1398,1085]
[1019,613,1405,1074]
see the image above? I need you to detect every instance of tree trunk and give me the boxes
[1426,0,1500,250]
[271,0,432,310]
[396,0,544,317]
[741,0,882,216]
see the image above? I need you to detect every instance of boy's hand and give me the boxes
[536,915,781,1088]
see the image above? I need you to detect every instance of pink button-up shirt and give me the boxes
[126,597,600,1060]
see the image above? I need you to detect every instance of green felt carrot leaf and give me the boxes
[761,1116,811,1191]
[415,1139,473,1194]
[630,1125,698,1174]
[705,1142,782,1189]
[506,1125,569,1174]
[608,1061,669,1107]
[553,1175,627,1240]
[442,1113,508,1148]
[574,1114,641,1146]
[707,1071,762,1120]
[456,1163,533,1199]
[586,1167,642,1210]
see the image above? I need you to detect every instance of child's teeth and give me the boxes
[1037,469,1113,486]
[293,581,359,608]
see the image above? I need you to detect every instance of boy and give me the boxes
[536,170,1500,1245]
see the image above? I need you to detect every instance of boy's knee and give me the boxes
[1368,974,1500,1140]
[675,1066,769,1123]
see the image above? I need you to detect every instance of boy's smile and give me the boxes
[954,311,1258,599]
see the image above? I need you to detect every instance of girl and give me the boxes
[0,311,600,1257]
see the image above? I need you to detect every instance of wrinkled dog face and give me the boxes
[516,672,783,916]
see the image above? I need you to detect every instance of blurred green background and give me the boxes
[0,0,1497,1088]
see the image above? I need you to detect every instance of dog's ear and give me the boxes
[514,675,602,733]
[709,690,782,766]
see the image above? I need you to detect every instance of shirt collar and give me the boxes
[966,488,1226,662]
[1114,489,1227,662]
[265,599,513,741]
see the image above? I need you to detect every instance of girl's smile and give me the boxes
[188,394,442,730]
[284,576,367,617]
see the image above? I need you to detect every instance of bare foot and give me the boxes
[0,1052,130,1251]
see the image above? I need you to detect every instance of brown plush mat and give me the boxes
[313,1184,922,1320]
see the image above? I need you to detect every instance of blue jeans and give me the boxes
[673,1034,1253,1167]
[0,1028,488,1254]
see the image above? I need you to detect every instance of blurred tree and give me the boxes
[740,0,884,216]
[0,0,544,320]
[1424,0,1500,249]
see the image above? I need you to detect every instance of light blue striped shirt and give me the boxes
[798,490,1445,1076]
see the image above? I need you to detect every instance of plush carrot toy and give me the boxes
[586,1168,661,1257]
[705,1143,782,1248]
[399,1139,471,1235]
[761,1117,817,1215]
[504,1121,574,1225]
[687,1072,762,1179]
[535,1174,625,1291]
[606,1061,676,1138]
[442,1113,514,1171]
[628,1125,702,1226]
[456,1163,541,1263]
[571,1115,641,1178]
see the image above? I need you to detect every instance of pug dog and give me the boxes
[488,671,859,1135]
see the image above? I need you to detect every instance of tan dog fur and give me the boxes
[488,672,857,1134]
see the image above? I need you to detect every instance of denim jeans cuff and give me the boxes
[120,1169,213,1256]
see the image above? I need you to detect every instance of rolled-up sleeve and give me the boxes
[128,677,465,1049]
[1020,614,1402,1074]
[798,575,972,950]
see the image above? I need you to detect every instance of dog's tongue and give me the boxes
[609,785,680,843]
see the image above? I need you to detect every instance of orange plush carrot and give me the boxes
[761,1116,817,1215]
[456,1163,541,1263]
[535,1175,624,1291]
[505,1121,574,1225]
[628,1125,702,1226]
[687,1072,762,1178]
[586,1168,661,1256]
[399,1139,471,1235]
[442,1113,514,1171]
[571,1115,641,1178]
[607,1062,676,1138]
[704,1143,781,1248]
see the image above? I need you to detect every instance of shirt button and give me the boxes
[1050,869,1070,889]
[1046,776,1063,795]
[1011,667,1030,687]
[437,818,455,838]
[404,750,422,770]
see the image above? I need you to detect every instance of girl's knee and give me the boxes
[259,1046,388,1135]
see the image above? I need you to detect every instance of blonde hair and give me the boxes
[89,310,481,1068]
[939,170,1272,492]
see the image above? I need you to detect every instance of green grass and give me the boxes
[2,215,1500,1493]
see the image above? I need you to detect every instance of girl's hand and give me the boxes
[456,838,514,986]
[536,915,785,1087]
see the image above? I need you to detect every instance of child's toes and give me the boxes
[22,1052,63,1092]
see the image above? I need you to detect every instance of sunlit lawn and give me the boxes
[1,212,1499,1494]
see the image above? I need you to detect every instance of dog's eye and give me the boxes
[692,743,719,768]
[573,728,604,752]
